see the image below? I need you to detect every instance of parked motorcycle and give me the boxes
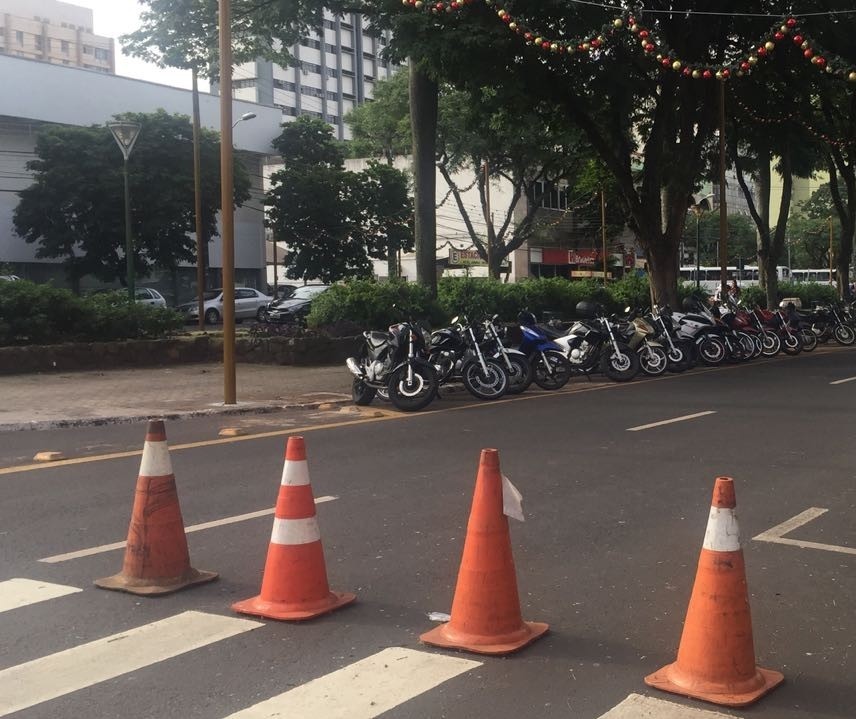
[429,315,509,400]
[811,303,856,346]
[516,312,575,390]
[650,305,696,372]
[483,315,533,394]
[346,318,438,412]
[620,307,669,376]
[553,301,640,382]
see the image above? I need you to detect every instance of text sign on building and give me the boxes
[449,248,485,265]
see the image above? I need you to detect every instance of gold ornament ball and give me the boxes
[415,0,423,6]
[801,41,809,50]
[849,71,856,82]
[748,55,758,65]
[692,70,701,79]
[630,24,639,33]
[509,22,516,30]
[551,43,559,52]
[672,60,682,70]
[765,41,775,51]
[613,19,624,28]
[534,37,542,44]
[780,25,789,33]
[583,42,591,51]
[715,70,723,79]
[497,9,506,17]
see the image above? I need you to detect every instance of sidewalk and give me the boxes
[1,363,354,431]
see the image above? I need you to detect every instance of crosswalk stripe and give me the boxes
[0,578,81,613]
[0,611,262,717]
[597,694,742,718]
[223,647,481,719]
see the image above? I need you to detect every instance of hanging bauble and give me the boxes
[582,42,590,50]
[497,9,506,18]
[786,17,797,28]
[645,43,655,52]
[415,0,423,6]
[613,18,624,28]
[849,71,856,82]
[524,32,533,41]
[703,69,712,79]
[816,56,826,67]
[450,2,460,9]
[630,24,639,33]
[672,60,682,71]
[793,35,803,45]
[591,38,601,48]
[639,30,649,39]
[721,68,730,78]
[508,21,517,30]
[692,69,701,79]
[715,70,723,79]
[780,25,789,34]
[805,48,814,59]
[765,41,775,51]
[740,61,750,71]
[757,47,767,57]
[661,58,671,68]
[774,32,784,41]
[748,56,758,65]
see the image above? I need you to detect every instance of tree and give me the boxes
[345,69,411,164]
[13,110,250,292]
[266,117,413,283]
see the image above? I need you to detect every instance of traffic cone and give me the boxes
[232,436,355,620]
[644,477,783,707]
[420,448,548,655]
[95,420,217,596]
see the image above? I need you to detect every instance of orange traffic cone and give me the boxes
[645,477,783,707]
[95,420,218,596]
[420,448,547,655]
[232,436,355,621]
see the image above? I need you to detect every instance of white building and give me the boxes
[226,11,394,141]
[0,54,282,303]
[0,0,114,73]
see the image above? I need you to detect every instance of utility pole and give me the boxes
[718,81,729,299]
[829,215,835,294]
[219,0,236,405]
[601,189,608,284]
[483,161,493,279]
[106,121,142,304]
[191,67,206,331]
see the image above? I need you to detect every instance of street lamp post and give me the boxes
[689,194,714,290]
[106,121,142,303]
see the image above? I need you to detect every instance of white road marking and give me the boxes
[38,495,338,563]
[830,375,856,385]
[598,693,741,718]
[0,611,261,717]
[222,647,480,719]
[754,506,856,555]
[627,411,717,432]
[0,579,81,613]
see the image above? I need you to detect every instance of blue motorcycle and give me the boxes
[515,312,574,390]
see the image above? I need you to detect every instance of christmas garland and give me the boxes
[401,0,856,82]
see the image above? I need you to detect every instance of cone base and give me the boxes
[420,620,548,656]
[232,590,356,621]
[94,568,218,596]
[644,662,784,707]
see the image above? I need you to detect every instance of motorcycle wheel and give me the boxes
[800,328,817,352]
[532,350,573,390]
[503,354,533,394]
[666,340,694,372]
[352,378,376,406]
[387,364,438,412]
[600,343,640,381]
[751,333,764,359]
[782,333,802,355]
[639,345,668,376]
[812,324,830,343]
[738,332,757,360]
[461,359,508,400]
[833,324,856,346]
[697,336,726,365]
[760,330,781,357]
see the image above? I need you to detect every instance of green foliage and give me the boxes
[344,70,411,162]
[267,118,414,283]
[741,281,837,310]
[0,280,183,346]
[13,110,250,288]
[306,280,445,329]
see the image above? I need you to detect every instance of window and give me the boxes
[529,181,568,211]
[300,37,321,50]
[94,48,109,61]
[323,19,336,30]
[61,40,69,53]
[341,45,353,53]
[364,74,374,82]
[326,90,338,101]
[16,30,24,45]
[234,78,256,89]
[363,51,374,60]
[301,85,324,98]
[34,35,43,50]
[301,61,322,74]
[82,45,92,55]
[274,79,296,91]
[326,67,338,78]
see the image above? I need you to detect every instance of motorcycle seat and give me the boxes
[367,331,390,348]
[538,324,565,339]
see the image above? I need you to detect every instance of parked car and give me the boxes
[268,284,298,301]
[263,284,331,324]
[178,287,273,325]
[135,287,167,307]
[0,275,21,282]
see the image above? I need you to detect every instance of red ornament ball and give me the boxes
[721,68,731,78]
[524,32,533,41]
[786,17,797,28]
[793,35,803,45]
[703,69,712,79]
[542,41,551,49]
[816,56,826,67]
[774,32,784,41]
[644,43,655,52]
[683,68,691,76]
[639,30,649,39]
[804,48,814,59]
[740,61,750,71]
[757,47,767,57]
[662,58,671,67]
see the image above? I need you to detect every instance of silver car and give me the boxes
[179,287,273,325]
[134,287,167,307]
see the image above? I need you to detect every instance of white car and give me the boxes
[134,287,167,307]
[179,287,273,325]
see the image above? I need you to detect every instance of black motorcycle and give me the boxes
[429,315,509,400]
[346,319,438,412]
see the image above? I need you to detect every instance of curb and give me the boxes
[0,397,353,433]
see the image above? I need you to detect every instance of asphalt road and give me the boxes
[2,347,855,719]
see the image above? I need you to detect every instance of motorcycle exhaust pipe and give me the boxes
[345,357,365,378]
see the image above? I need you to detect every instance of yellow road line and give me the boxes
[1,345,850,477]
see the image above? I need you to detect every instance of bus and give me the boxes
[679,266,790,293]
[790,268,836,284]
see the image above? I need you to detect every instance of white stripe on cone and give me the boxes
[280,460,310,487]
[138,440,173,478]
[702,507,741,552]
[270,517,321,545]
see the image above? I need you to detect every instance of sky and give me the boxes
[76,0,199,90]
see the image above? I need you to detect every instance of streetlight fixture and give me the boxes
[106,121,142,303]
[233,112,256,128]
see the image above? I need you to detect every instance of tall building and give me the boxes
[0,0,114,73]
[229,11,395,140]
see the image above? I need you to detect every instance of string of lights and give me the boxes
[402,1,856,83]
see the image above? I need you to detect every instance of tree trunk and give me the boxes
[387,248,398,280]
[647,241,679,308]
[409,64,438,296]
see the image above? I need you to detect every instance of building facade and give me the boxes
[229,11,394,140]
[0,0,114,73]
[0,54,282,304]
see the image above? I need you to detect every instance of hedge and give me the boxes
[0,280,184,346]
[741,281,838,309]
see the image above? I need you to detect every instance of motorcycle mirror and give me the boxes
[451,315,459,324]
[492,314,499,322]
